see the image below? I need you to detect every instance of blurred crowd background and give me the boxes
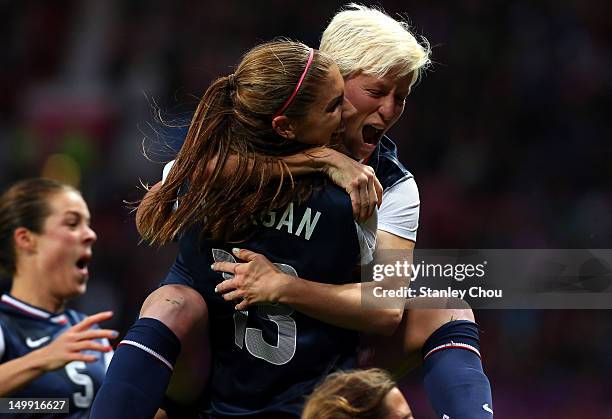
[1,0,610,417]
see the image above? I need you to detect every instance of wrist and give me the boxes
[23,348,50,373]
[275,273,298,305]
[317,148,341,174]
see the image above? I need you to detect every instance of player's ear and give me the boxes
[272,116,297,140]
[13,227,37,253]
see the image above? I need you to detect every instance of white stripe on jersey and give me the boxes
[1,295,50,319]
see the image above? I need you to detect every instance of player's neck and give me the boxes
[10,276,65,313]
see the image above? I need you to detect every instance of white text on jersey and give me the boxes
[259,203,321,240]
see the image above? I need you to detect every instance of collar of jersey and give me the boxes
[1,294,68,324]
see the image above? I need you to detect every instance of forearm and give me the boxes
[278,147,339,176]
[0,351,47,396]
[219,147,341,178]
[136,148,333,220]
[277,278,402,336]
[271,231,414,336]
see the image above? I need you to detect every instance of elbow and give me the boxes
[375,308,404,336]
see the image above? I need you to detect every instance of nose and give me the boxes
[378,95,395,123]
[84,225,97,245]
[341,96,357,121]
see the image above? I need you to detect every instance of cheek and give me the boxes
[350,96,375,116]
[332,111,342,127]
[345,87,373,116]
[40,234,75,266]
[391,103,405,124]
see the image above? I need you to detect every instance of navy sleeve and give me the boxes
[160,251,196,288]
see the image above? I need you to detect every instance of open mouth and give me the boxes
[362,125,383,145]
[75,254,92,276]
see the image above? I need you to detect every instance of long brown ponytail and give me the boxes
[137,41,334,244]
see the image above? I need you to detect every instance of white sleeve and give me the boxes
[355,208,378,265]
[378,177,420,242]
[162,160,179,211]
[162,160,175,184]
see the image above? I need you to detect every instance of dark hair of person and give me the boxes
[0,178,77,276]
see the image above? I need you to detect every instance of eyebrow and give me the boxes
[366,80,410,96]
[325,93,344,112]
[366,79,388,89]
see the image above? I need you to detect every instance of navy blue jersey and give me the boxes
[161,178,360,418]
[0,294,110,419]
[367,135,413,190]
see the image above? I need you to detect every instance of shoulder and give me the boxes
[369,136,413,190]
[382,176,419,206]
[378,177,420,242]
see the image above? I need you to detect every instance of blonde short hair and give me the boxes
[320,3,431,85]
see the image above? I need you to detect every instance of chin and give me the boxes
[351,146,372,161]
[68,281,88,299]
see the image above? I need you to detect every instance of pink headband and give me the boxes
[273,48,315,118]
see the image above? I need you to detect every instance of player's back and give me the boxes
[163,177,360,417]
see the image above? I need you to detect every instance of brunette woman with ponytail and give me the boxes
[91,40,362,419]
[138,41,346,245]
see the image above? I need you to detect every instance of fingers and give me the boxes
[76,329,119,342]
[364,166,380,216]
[348,166,381,222]
[214,278,237,294]
[216,279,245,302]
[73,340,113,353]
[73,353,100,363]
[367,172,376,217]
[71,311,113,332]
[230,248,260,262]
[234,299,250,311]
[349,187,361,220]
[221,290,244,302]
[374,176,383,208]
[358,179,369,221]
[212,261,239,275]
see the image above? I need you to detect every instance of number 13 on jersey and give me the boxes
[212,249,298,365]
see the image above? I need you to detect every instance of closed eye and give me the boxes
[367,89,385,98]
[64,211,90,229]
[325,94,344,112]
[65,218,79,229]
